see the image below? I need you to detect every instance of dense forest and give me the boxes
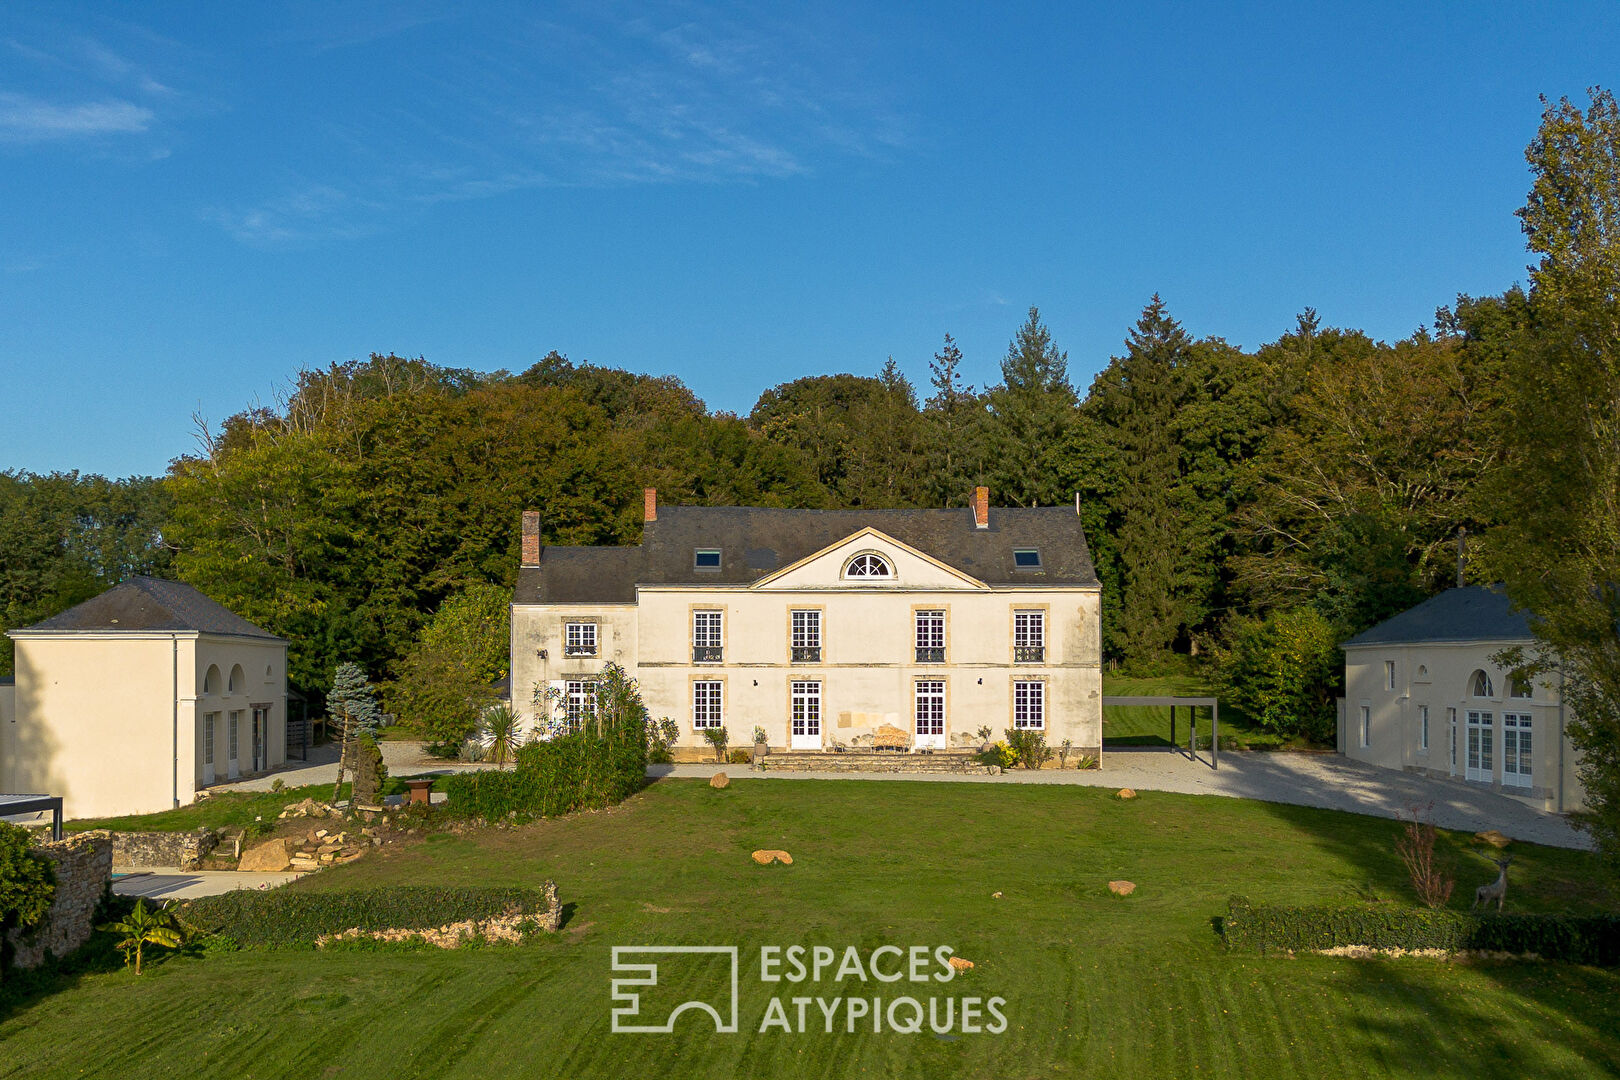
[3,90,1619,861]
[0,293,1513,687]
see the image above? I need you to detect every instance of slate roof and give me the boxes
[1342,586,1533,648]
[12,577,285,641]
[517,504,1099,605]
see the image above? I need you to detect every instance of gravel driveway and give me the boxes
[651,749,1592,850]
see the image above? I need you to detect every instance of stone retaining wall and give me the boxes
[4,831,112,972]
[112,829,220,871]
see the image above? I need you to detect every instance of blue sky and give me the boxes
[2,2,1616,478]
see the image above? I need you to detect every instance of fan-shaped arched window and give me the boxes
[1469,670,1494,698]
[843,552,894,580]
[228,665,245,693]
[203,665,222,695]
[1508,677,1533,699]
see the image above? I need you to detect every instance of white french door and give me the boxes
[790,681,822,750]
[1465,710,1493,783]
[1502,712,1533,788]
[914,680,946,750]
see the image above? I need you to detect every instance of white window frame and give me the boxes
[1448,706,1458,769]
[204,713,216,765]
[1385,660,1396,691]
[915,609,945,662]
[564,679,598,729]
[791,680,822,747]
[1013,681,1045,730]
[1359,705,1370,748]
[564,621,598,656]
[692,680,724,729]
[1418,704,1429,753]
[1503,711,1533,787]
[791,610,821,650]
[843,552,894,579]
[915,680,945,737]
[693,611,723,648]
[694,548,722,571]
[228,710,241,760]
[1014,610,1045,649]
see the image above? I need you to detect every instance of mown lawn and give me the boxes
[4,778,1617,1079]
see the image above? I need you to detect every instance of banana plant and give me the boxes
[101,898,183,975]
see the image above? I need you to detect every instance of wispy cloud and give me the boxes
[205,184,377,246]
[0,93,153,140]
[212,4,911,246]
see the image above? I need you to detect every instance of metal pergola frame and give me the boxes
[0,794,65,840]
[1101,696,1220,769]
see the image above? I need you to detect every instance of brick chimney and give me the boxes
[644,488,658,523]
[973,486,989,529]
[521,510,541,567]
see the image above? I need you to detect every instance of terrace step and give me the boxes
[759,750,995,775]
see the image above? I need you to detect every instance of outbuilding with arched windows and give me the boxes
[1338,586,1583,814]
[2,577,287,818]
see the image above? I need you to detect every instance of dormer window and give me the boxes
[1013,549,1041,569]
[694,549,722,571]
[843,553,893,579]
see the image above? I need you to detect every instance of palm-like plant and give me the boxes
[480,704,524,768]
[101,899,183,975]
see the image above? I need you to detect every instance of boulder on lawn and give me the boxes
[710,772,730,789]
[948,956,974,971]
[1116,788,1137,800]
[1108,880,1136,896]
[1475,829,1512,849]
[238,838,293,872]
[751,849,793,865]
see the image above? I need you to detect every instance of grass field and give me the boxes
[4,778,1617,1079]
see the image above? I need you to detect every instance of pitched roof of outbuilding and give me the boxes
[1342,586,1534,647]
[11,576,285,641]
[516,504,1099,605]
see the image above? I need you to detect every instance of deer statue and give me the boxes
[1473,855,1513,912]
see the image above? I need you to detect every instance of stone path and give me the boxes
[112,869,302,900]
[651,749,1592,850]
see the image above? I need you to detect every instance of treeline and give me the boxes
[1,292,1511,689]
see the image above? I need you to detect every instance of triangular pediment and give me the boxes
[750,528,988,591]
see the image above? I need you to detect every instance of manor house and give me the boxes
[510,489,1103,759]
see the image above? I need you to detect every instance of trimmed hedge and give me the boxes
[180,886,555,949]
[1222,896,1620,965]
[444,729,646,823]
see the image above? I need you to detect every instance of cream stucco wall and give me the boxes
[512,531,1103,755]
[1341,641,1584,813]
[0,681,16,792]
[511,603,639,736]
[6,632,286,819]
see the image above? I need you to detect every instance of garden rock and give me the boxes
[238,838,293,872]
[710,772,730,789]
[1475,830,1512,849]
[1108,880,1136,896]
[948,956,974,971]
[1116,788,1137,800]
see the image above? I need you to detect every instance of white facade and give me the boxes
[512,499,1104,760]
[1340,638,1583,813]
[4,578,288,819]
